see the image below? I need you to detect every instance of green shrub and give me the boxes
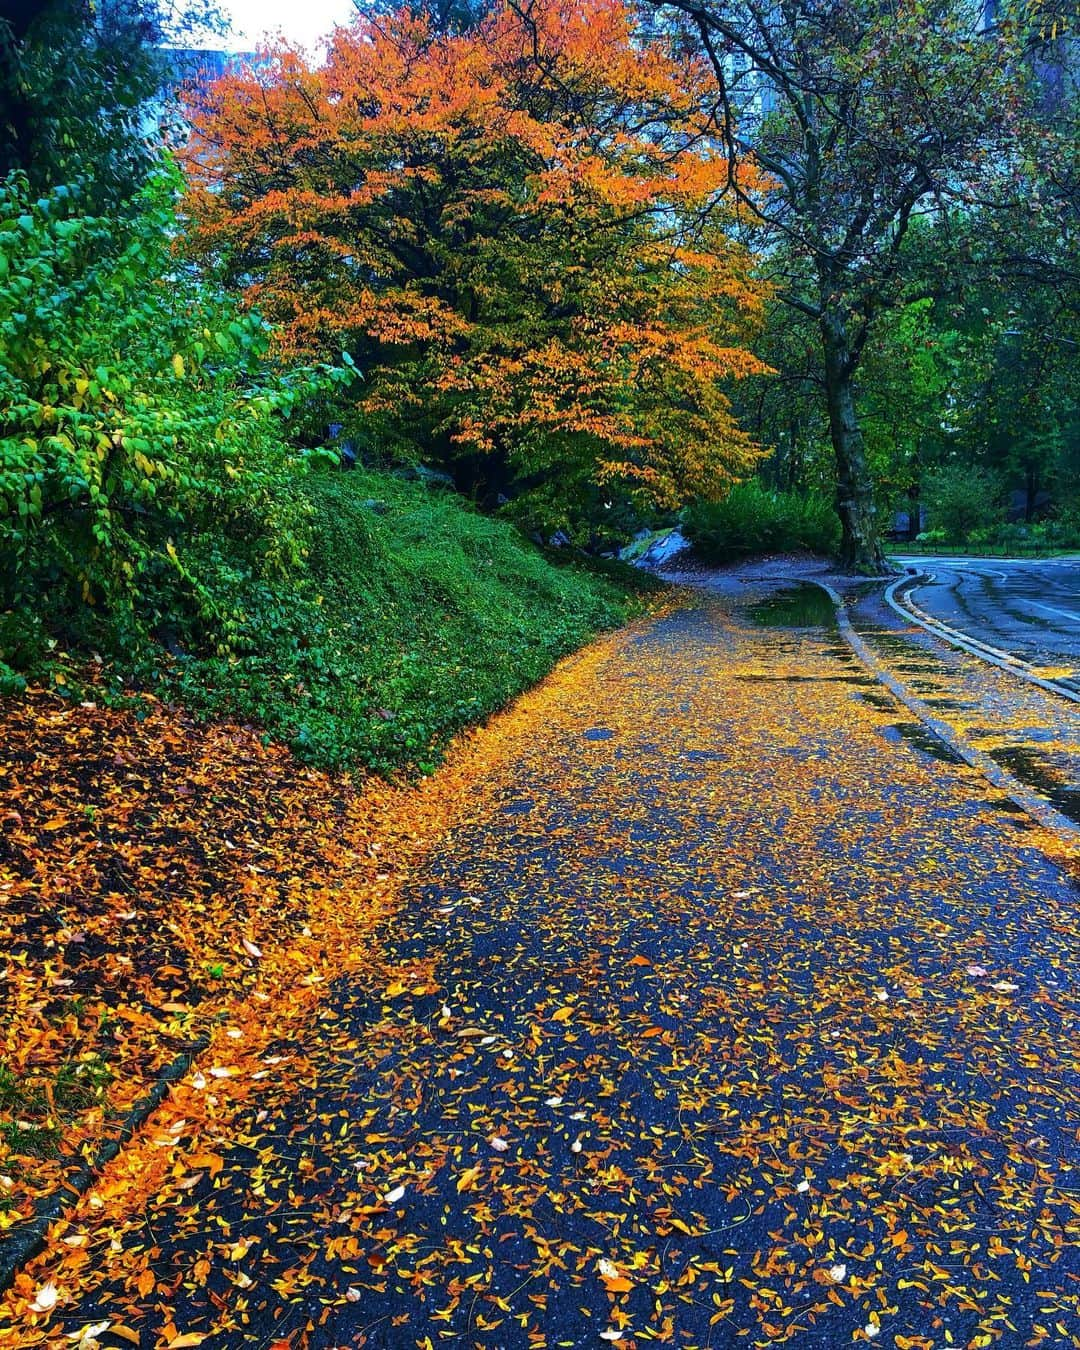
[0,164,349,666]
[682,480,840,562]
[923,465,1003,544]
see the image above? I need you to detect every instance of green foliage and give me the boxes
[0,162,642,778]
[923,464,1005,543]
[155,469,644,774]
[0,0,221,208]
[0,166,349,667]
[682,481,840,563]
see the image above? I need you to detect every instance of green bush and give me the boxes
[923,465,1003,544]
[682,480,840,562]
[0,164,349,666]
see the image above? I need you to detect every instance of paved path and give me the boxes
[895,557,1080,672]
[7,592,1080,1350]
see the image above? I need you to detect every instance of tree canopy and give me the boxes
[181,0,769,529]
[645,0,1064,568]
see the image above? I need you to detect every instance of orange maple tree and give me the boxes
[182,0,769,526]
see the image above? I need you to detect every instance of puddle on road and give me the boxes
[878,722,966,766]
[746,585,838,630]
[735,673,876,685]
[860,691,896,710]
[987,744,1080,823]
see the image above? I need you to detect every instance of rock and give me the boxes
[620,528,689,569]
[401,464,456,489]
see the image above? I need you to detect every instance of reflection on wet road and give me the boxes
[897,556,1080,671]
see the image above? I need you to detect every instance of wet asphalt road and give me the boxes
[896,556,1080,669]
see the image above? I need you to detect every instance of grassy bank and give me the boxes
[18,468,658,776]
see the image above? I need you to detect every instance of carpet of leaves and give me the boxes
[3,593,1080,1350]
[0,686,474,1232]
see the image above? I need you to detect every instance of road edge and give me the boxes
[885,574,1080,705]
[808,580,1079,840]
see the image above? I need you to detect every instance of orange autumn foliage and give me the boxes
[182,0,769,517]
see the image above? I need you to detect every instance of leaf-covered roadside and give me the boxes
[0,688,371,1232]
[4,592,1080,1349]
[0,626,636,1257]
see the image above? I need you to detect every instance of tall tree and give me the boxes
[181,0,768,531]
[0,0,220,208]
[645,0,1047,570]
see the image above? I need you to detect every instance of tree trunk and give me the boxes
[820,309,888,573]
[907,443,922,541]
[907,481,921,541]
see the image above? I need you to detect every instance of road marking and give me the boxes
[1027,601,1080,625]
[809,579,1079,838]
[885,575,1080,706]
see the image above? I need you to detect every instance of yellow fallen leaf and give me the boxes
[106,1329,141,1346]
[457,1163,482,1193]
[551,1006,574,1022]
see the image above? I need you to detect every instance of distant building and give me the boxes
[142,46,258,138]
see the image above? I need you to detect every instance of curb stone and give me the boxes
[885,573,1080,706]
[0,1037,209,1296]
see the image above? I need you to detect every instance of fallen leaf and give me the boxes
[29,1281,59,1313]
[457,1164,482,1192]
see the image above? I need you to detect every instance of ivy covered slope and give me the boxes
[157,471,651,775]
[0,168,650,774]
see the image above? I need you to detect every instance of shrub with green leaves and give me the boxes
[682,480,840,563]
[0,164,350,669]
[923,464,1003,544]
